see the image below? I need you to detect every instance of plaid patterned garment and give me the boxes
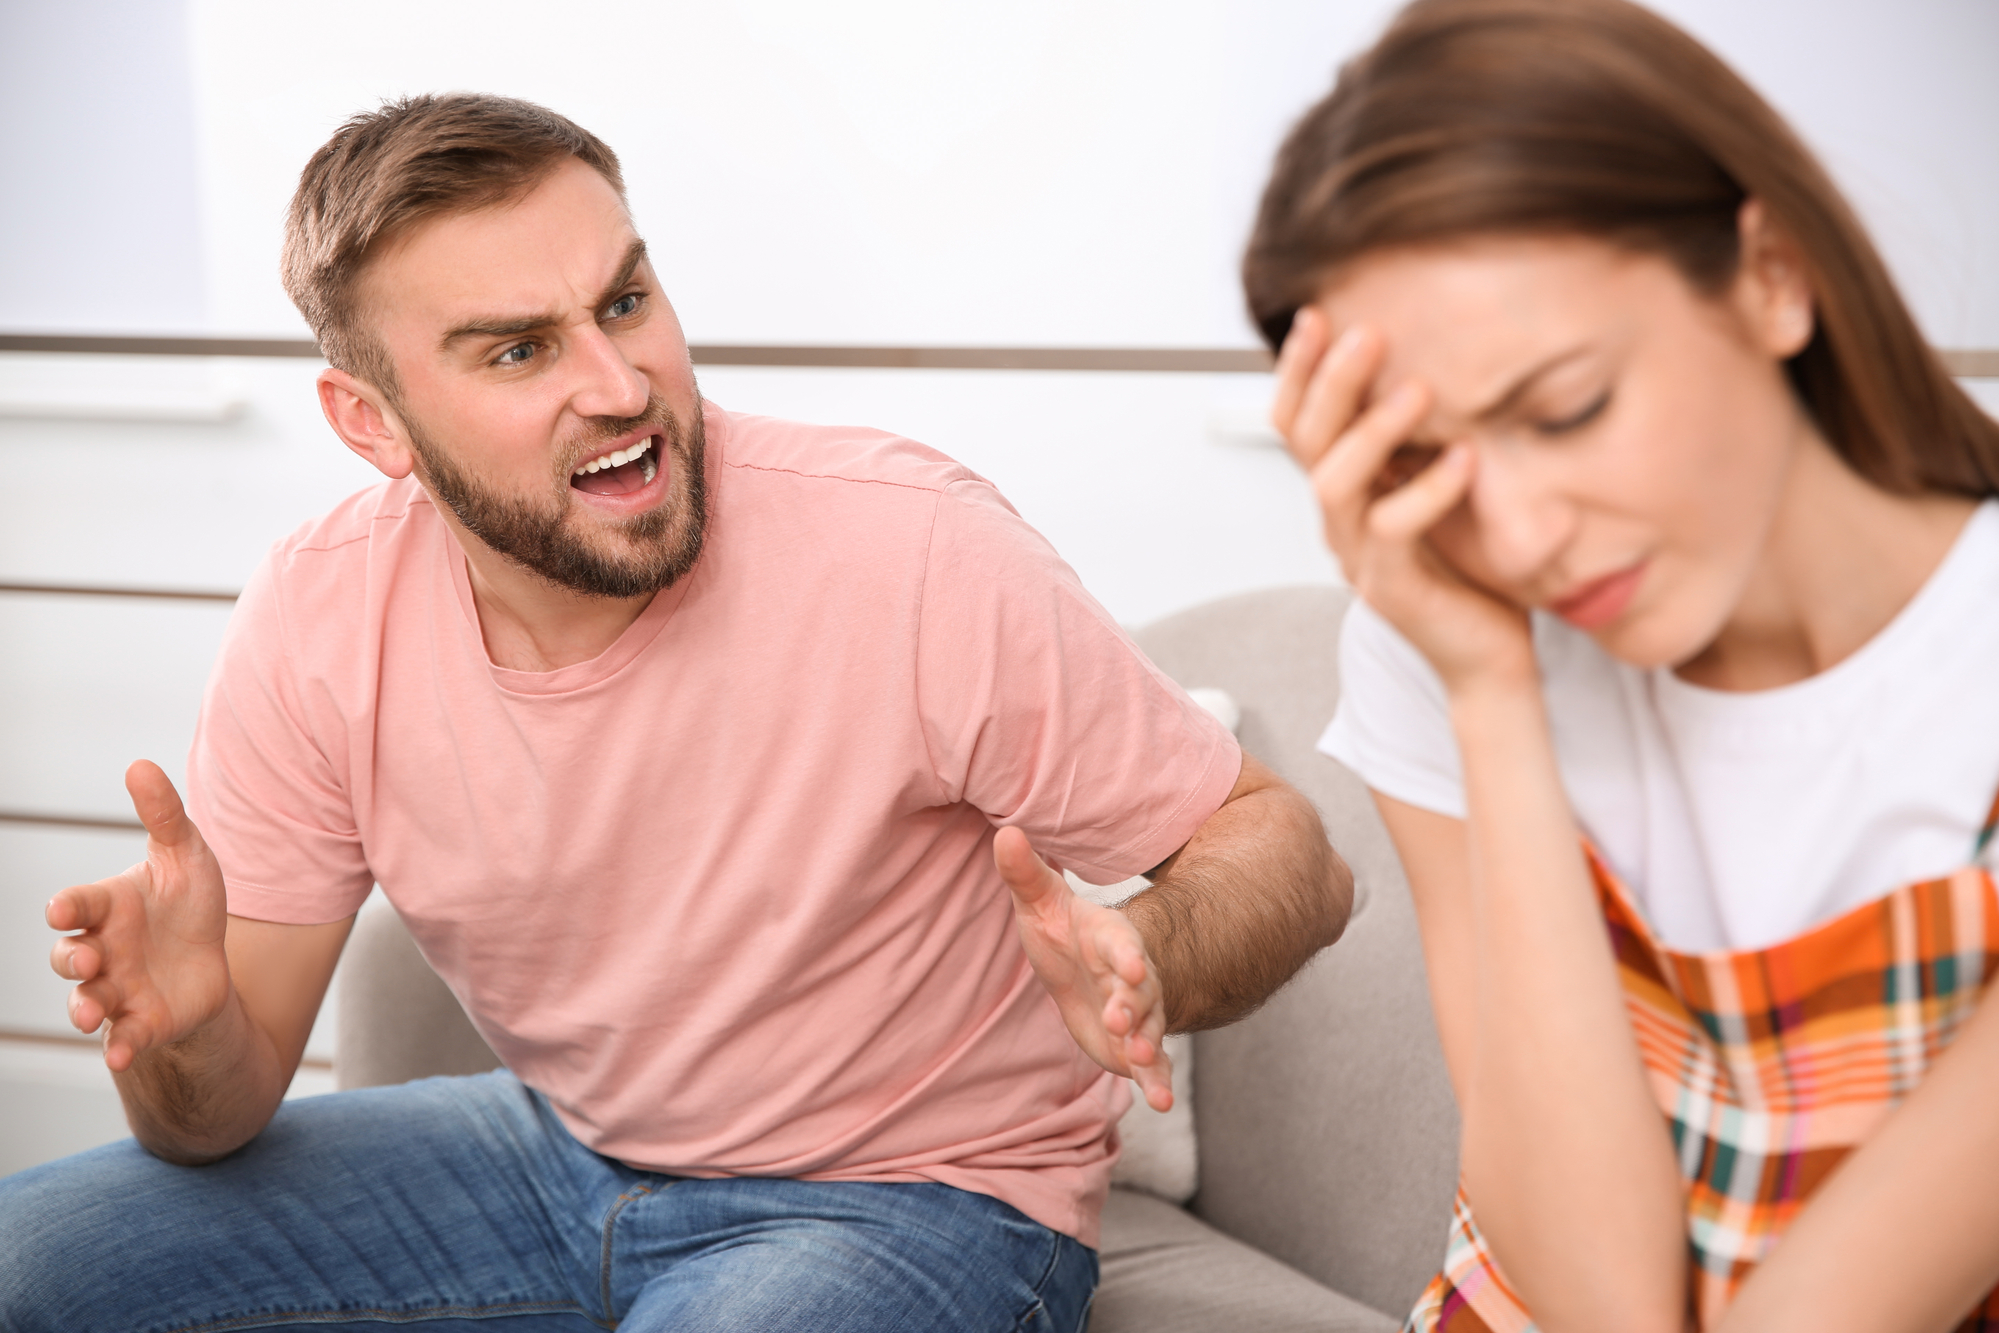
[1407,799,1999,1332]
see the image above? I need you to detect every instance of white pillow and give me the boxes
[1064,868,1201,1204]
[1060,685,1238,1205]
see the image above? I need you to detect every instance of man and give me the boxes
[1,95,1347,1332]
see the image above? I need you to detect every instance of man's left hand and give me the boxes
[994,826,1173,1111]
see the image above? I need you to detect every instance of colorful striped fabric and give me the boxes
[1407,839,1999,1331]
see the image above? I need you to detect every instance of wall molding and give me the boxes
[0,333,1276,372]
[1,810,146,833]
[0,1026,331,1071]
[2,332,1995,376]
[1945,349,1999,377]
[0,581,239,603]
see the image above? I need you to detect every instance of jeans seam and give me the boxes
[169,1299,592,1332]
[598,1182,659,1327]
[1011,1229,1068,1332]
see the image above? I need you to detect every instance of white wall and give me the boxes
[0,2,207,331]
[179,0,1999,350]
[7,1,1994,349]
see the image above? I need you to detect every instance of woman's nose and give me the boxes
[1467,444,1573,587]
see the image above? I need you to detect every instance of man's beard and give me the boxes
[405,394,708,599]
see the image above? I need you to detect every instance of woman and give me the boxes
[1243,1,1999,1330]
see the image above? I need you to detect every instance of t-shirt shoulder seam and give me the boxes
[278,485,431,560]
[723,459,956,495]
[286,527,378,558]
[910,487,951,790]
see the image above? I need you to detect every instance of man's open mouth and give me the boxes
[571,435,659,496]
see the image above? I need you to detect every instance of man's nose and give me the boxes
[1467,443,1573,586]
[567,325,651,421]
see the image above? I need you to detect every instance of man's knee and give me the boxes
[0,1139,158,1331]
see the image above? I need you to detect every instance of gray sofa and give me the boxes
[335,585,1462,1330]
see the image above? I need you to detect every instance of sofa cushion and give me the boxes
[1131,586,1461,1320]
[1105,1031,1196,1203]
[1091,1187,1395,1332]
[334,895,502,1090]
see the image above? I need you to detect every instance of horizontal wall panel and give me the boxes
[0,592,232,820]
[0,355,379,592]
[0,1039,143,1176]
[696,365,1338,628]
[0,824,342,1062]
[0,823,149,1037]
[3,354,1989,631]
[0,354,1339,626]
[0,1039,339,1177]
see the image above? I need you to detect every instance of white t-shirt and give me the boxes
[1321,500,1999,953]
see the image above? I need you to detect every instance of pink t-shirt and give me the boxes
[186,405,1239,1246]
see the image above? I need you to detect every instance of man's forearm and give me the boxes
[1122,771,1350,1032]
[114,987,290,1165]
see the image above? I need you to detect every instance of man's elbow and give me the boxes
[1274,783,1350,952]
[1315,839,1356,950]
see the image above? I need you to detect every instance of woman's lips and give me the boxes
[1548,561,1645,630]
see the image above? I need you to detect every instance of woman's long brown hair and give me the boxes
[1243,0,1999,497]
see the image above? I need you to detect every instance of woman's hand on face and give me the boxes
[1272,308,1535,695]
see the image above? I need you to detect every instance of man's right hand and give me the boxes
[47,760,233,1073]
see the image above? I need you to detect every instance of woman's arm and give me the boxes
[1381,692,1687,1333]
[1276,308,1688,1330]
[1716,974,1999,1332]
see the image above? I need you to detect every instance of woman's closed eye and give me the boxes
[1534,389,1611,437]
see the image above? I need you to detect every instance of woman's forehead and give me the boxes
[1316,238,1665,400]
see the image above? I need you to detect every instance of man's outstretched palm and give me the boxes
[994,826,1174,1112]
[46,760,232,1072]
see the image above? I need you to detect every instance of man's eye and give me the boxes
[497,342,536,366]
[607,293,642,320]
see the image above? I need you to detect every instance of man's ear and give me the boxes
[318,367,416,479]
[1731,198,1816,360]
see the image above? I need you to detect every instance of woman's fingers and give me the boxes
[1272,312,1384,468]
[1368,442,1477,548]
[1307,379,1434,557]
[1288,324,1383,470]
[1269,307,1331,440]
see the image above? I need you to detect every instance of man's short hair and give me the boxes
[281,93,625,401]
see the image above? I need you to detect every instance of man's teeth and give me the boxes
[573,438,654,476]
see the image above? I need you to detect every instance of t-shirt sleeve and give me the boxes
[1318,596,1467,820]
[183,550,374,924]
[914,479,1241,884]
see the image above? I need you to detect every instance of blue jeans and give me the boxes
[0,1070,1097,1332]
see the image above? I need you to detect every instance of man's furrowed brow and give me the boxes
[438,312,558,352]
[592,239,649,312]
[436,239,651,354]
